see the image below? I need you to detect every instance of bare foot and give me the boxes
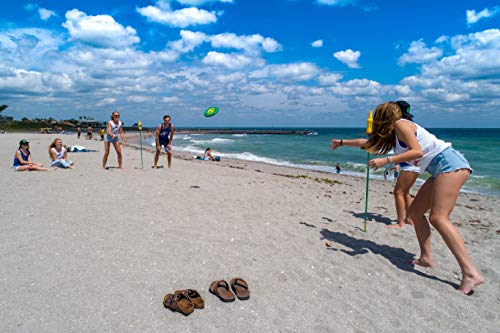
[386,223,405,229]
[411,257,435,268]
[325,241,334,248]
[405,218,414,226]
[458,274,484,295]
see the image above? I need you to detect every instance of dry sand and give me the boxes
[0,132,499,332]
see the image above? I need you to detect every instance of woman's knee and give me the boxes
[428,213,449,228]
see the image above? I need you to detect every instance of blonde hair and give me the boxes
[362,102,402,155]
[49,138,62,150]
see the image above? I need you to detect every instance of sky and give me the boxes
[0,0,499,127]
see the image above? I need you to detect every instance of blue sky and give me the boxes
[1,0,499,127]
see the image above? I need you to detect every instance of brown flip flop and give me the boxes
[184,289,204,309]
[209,280,235,302]
[163,290,195,315]
[230,277,250,300]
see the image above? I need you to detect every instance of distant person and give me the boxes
[13,140,49,171]
[153,115,175,169]
[335,163,341,174]
[77,127,81,139]
[331,101,483,294]
[384,167,389,181]
[102,111,125,169]
[87,126,93,140]
[204,148,216,161]
[49,138,74,169]
[100,127,105,141]
[393,164,400,179]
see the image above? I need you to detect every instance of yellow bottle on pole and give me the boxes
[138,121,143,170]
[366,110,373,135]
[364,110,373,232]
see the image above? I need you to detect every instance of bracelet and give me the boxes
[340,139,343,146]
[387,156,393,164]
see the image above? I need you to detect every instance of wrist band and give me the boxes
[340,139,343,146]
[387,156,392,164]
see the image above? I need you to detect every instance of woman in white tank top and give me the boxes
[331,101,483,295]
[102,111,126,169]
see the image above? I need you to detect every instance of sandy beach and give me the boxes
[0,132,499,332]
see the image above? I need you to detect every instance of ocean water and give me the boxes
[140,128,500,197]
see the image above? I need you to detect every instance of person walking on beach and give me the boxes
[49,138,74,169]
[77,127,81,139]
[102,111,125,169]
[87,126,93,140]
[331,101,483,294]
[153,115,175,169]
[13,139,50,171]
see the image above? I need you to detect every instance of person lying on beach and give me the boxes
[49,138,74,169]
[13,139,50,171]
[331,101,483,294]
[102,111,125,169]
[204,148,216,161]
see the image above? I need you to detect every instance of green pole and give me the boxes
[364,151,370,232]
[139,129,144,170]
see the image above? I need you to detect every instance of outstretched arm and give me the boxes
[331,138,367,150]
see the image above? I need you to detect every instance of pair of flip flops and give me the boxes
[209,278,250,302]
[163,289,204,316]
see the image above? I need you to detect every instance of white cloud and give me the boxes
[466,7,500,25]
[39,8,57,21]
[333,49,361,68]
[398,40,443,65]
[311,40,323,48]
[127,95,151,103]
[96,98,117,106]
[209,33,281,53]
[177,0,233,5]
[318,73,343,85]
[202,51,255,69]
[63,9,140,48]
[420,29,500,79]
[251,63,319,82]
[162,96,180,103]
[137,3,217,28]
[317,0,355,6]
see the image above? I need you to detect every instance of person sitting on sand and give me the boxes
[102,111,125,169]
[49,138,74,169]
[204,147,216,161]
[153,115,175,169]
[331,101,483,294]
[13,139,50,171]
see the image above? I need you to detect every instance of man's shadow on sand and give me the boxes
[320,228,459,290]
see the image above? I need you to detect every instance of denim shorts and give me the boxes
[425,147,472,178]
[105,135,119,143]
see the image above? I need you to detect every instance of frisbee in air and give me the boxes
[204,106,219,117]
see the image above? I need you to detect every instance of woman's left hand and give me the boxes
[368,158,387,170]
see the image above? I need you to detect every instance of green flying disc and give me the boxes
[204,106,219,117]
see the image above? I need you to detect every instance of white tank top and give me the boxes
[109,120,122,136]
[394,119,451,173]
[51,147,66,161]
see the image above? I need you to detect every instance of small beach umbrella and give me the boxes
[204,106,219,117]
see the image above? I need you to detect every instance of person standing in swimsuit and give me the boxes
[154,115,175,169]
[102,111,125,169]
